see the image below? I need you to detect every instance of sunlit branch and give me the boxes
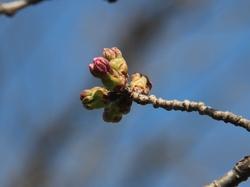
[130,91,250,132]
[205,156,250,187]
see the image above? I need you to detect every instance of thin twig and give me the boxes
[130,91,250,132]
[205,156,250,187]
[0,0,44,16]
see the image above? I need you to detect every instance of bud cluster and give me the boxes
[80,47,152,123]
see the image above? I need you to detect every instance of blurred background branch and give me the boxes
[0,0,44,16]
[0,0,118,17]
[106,0,117,3]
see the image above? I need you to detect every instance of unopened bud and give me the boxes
[103,47,122,60]
[89,57,111,78]
[103,47,128,76]
[109,57,128,77]
[80,87,109,110]
[88,55,127,91]
[130,73,152,95]
[101,69,127,92]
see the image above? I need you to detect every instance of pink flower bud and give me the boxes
[89,57,111,77]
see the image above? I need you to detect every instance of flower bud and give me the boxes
[103,47,128,76]
[89,57,111,78]
[80,87,109,110]
[103,47,122,60]
[109,58,128,77]
[88,55,127,91]
[103,103,123,123]
[101,70,127,92]
[130,73,152,95]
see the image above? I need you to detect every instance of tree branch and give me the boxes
[130,91,250,132]
[0,0,44,16]
[205,156,250,187]
[106,0,117,3]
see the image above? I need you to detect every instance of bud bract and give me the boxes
[103,47,122,60]
[101,70,127,92]
[130,73,152,95]
[103,47,128,76]
[109,57,128,77]
[80,87,109,110]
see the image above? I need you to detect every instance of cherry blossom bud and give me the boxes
[88,55,127,91]
[80,87,109,110]
[130,73,152,95]
[103,47,122,60]
[101,70,127,92]
[89,57,111,78]
[109,58,128,77]
[103,47,128,76]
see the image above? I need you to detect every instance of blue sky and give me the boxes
[0,0,250,186]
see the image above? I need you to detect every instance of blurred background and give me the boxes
[0,0,250,186]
